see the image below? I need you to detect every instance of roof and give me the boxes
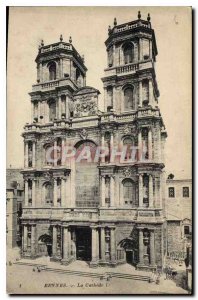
[74,86,100,96]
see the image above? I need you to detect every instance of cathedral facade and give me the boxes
[21,13,167,270]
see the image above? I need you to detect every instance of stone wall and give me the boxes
[167,221,183,253]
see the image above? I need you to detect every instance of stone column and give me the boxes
[38,101,41,121]
[66,96,69,119]
[101,134,105,163]
[60,58,63,78]
[70,159,76,207]
[90,227,99,267]
[101,176,106,207]
[158,174,162,208]
[110,132,114,163]
[149,39,152,59]
[150,230,155,265]
[54,140,57,167]
[110,176,115,207]
[32,141,36,168]
[110,228,116,264]
[52,226,57,257]
[149,79,153,106]
[104,87,107,112]
[138,174,143,207]
[158,128,161,162]
[120,180,124,206]
[139,38,143,61]
[139,81,142,107]
[149,175,154,207]
[39,63,43,82]
[61,138,65,166]
[32,179,36,207]
[58,96,62,119]
[148,128,152,160]
[65,176,71,207]
[61,177,65,207]
[24,142,28,168]
[31,225,36,256]
[31,102,34,123]
[139,229,144,265]
[138,129,142,161]
[23,225,28,252]
[24,180,28,206]
[45,101,49,123]
[53,178,57,207]
[100,227,106,262]
[62,226,70,262]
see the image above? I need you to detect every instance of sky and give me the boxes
[7,6,192,179]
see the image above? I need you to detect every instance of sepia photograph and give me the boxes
[6,6,192,295]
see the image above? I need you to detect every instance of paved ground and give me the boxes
[6,249,188,295]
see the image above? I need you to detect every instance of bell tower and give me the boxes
[102,12,159,114]
[30,35,87,123]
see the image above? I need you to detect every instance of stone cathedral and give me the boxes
[21,12,167,270]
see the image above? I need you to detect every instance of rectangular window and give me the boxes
[184,225,190,235]
[169,187,175,198]
[183,187,189,198]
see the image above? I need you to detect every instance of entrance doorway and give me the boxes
[75,227,91,261]
[126,249,138,266]
[38,234,52,257]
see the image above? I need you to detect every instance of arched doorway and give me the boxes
[38,234,52,257]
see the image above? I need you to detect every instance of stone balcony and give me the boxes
[22,207,163,223]
[32,78,77,93]
[103,60,154,77]
[101,108,160,124]
[136,207,164,223]
[23,108,161,134]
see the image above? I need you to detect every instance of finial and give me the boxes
[69,36,72,43]
[38,44,41,50]
[138,11,141,20]
[41,39,44,47]
[114,17,117,26]
[60,34,63,42]
[108,25,111,35]
[147,13,151,22]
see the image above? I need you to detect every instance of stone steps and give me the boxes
[14,261,151,282]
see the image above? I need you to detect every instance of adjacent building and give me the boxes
[21,12,167,270]
[6,168,24,248]
[166,178,192,257]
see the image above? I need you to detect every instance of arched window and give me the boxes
[75,140,99,207]
[76,69,83,87]
[105,176,110,206]
[49,99,56,122]
[108,46,113,67]
[104,132,111,162]
[143,174,149,207]
[28,141,33,167]
[124,87,134,111]
[49,62,56,81]
[44,144,53,166]
[123,179,135,206]
[142,128,149,159]
[33,101,38,121]
[123,137,134,160]
[123,43,134,64]
[28,180,32,206]
[57,138,62,166]
[57,178,61,206]
[107,86,113,112]
[44,182,53,205]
